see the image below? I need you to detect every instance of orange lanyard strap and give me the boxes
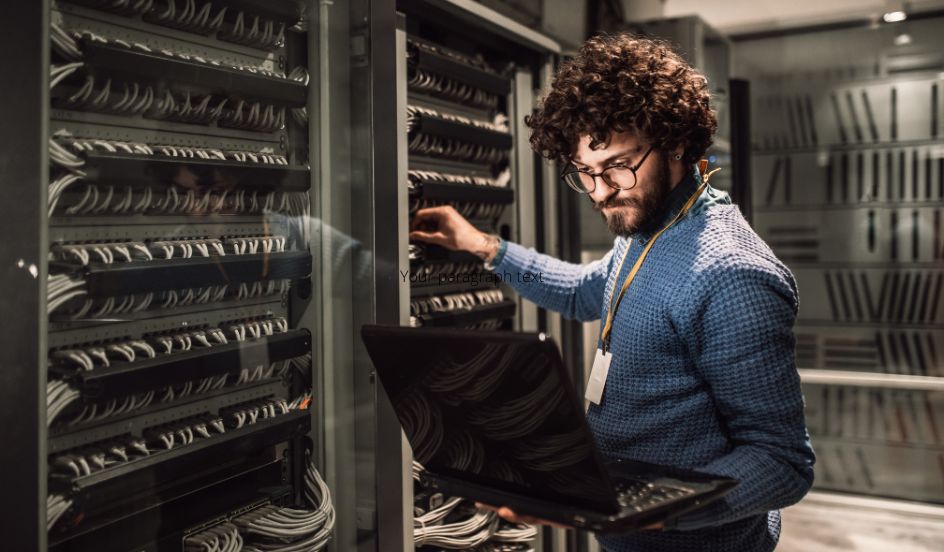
[600,179,709,352]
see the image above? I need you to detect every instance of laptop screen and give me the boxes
[361,325,619,513]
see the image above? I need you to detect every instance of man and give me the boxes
[409,34,815,552]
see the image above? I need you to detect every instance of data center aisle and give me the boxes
[780,493,944,551]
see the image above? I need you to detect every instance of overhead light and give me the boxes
[894,32,912,45]
[884,10,907,22]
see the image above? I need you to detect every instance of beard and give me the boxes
[593,154,671,238]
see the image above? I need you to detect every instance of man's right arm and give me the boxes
[410,206,611,321]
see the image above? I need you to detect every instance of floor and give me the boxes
[778,493,944,551]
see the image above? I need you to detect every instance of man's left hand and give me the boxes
[475,503,664,531]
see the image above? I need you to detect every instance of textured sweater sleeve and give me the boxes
[490,240,614,322]
[670,264,815,531]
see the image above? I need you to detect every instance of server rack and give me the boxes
[750,70,944,505]
[0,1,370,550]
[351,1,561,550]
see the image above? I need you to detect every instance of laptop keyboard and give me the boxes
[615,479,697,512]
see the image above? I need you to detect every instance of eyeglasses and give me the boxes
[560,146,654,194]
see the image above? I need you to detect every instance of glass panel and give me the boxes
[736,15,944,504]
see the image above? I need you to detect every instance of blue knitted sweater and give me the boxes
[490,168,815,552]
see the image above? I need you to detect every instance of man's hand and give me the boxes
[475,503,571,530]
[475,503,665,531]
[410,206,500,262]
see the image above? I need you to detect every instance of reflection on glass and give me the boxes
[372,331,617,511]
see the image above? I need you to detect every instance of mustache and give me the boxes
[591,197,639,212]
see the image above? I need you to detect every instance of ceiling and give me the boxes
[663,0,944,34]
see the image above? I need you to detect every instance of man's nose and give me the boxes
[589,176,618,205]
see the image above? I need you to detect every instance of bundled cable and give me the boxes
[408,133,508,165]
[184,522,243,552]
[398,390,443,464]
[47,380,81,427]
[408,168,510,189]
[234,451,335,551]
[466,356,565,440]
[407,105,509,134]
[47,133,299,220]
[47,494,73,531]
[414,504,498,549]
[288,67,309,126]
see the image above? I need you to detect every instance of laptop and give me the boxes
[360,325,738,533]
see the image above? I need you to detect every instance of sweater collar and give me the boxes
[632,165,702,244]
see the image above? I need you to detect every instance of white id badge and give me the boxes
[585,348,612,405]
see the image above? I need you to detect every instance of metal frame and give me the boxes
[1,2,47,550]
[799,369,944,391]
[513,67,540,332]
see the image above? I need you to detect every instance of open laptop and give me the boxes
[360,325,737,533]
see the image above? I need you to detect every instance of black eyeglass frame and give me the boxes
[560,145,655,194]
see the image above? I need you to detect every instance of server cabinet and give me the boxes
[351,1,561,550]
[1,1,372,550]
[751,71,944,505]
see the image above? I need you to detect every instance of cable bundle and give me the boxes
[51,393,306,482]
[407,39,499,77]
[47,134,301,220]
[221,100,286,132]
[511,428,591,472]
[440,430,485,473]
[466,360,565,440]
[407,105,509,134]
[47,494,73,532]
[490,523,538,543]
[288,67,310,126]
[425,344,516,404]
[233,452,335,551]
[398,391,443,464]
[49,29,291,131]
[46,272,290,318]
[63,0,294,51]
[408,246,483,280]
[410,289,505,316]
[218,9,288,51]
[51,235,288,266]
[52,435,158,480]
[143,413,229,449]
[408,67,499,110]
[413,462,535,550]
[47,380,81,428]
[410,197,506,220]
[48,345,296,429]
[414,503,498,549]
[408,133,508,165]
[408,169,510,189]
[184,522,243,552]
[148,0,229,35]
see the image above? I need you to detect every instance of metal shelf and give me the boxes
[415,299,516,327]
[410,279,499,298]
[49,409,309,503]
[74,151,310,191]
[799,369,944,391]
[48,379,286,453]
[411,113,513,149]
[410,180,513,204]
[54,251,311,296]
[55,329,310,399]
[81,41,307,106]
[410,244,482,267]
[408,40,511,96]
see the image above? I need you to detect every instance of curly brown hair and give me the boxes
[525,33,716,164]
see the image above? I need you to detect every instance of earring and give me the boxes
[674,154,682,160]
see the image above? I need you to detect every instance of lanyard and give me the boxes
[600,177,710,353]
